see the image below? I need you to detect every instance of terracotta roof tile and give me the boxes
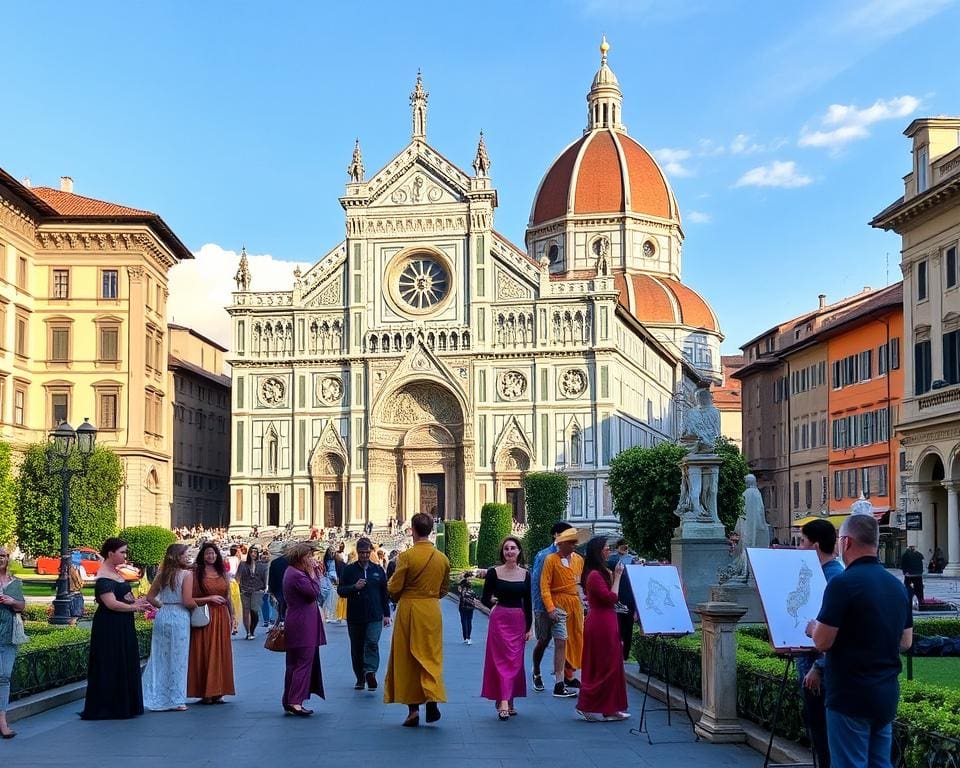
[619,135,671,220]
[30,186,153,217]
[573,131,624,215]
[661,277,719,332]
[532,137,586,223]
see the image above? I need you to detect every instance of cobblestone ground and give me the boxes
[4,599,763,767]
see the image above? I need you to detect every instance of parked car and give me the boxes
[35,547,140,581]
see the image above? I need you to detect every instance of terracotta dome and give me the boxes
[530,129,680,226]
[613,271,719,332]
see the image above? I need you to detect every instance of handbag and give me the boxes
[11,612,29,645]
[190,604,210,628]
[264,621,286,652]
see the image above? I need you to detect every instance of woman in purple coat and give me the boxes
[281,543,326,716]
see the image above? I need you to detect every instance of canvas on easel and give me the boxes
[625,564,694,636]
[747,547,828,651]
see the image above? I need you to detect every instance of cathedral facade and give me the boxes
[227,42,722,533]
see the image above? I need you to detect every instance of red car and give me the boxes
[35,547,140,580]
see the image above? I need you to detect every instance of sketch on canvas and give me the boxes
[747,548,828,651]
[625,564,694,636]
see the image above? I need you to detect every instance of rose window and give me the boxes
[397,258,449,310]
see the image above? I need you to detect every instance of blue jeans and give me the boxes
[826,709,893,768]
[0,643,17,711]
[261,592,273,625]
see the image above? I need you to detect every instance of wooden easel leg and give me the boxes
[763,656,795,768]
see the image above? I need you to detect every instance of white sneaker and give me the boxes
[465,639,472,645]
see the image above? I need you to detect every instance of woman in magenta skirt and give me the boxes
[576,536,630,722]
[281,543,326,716]
[480,536,532,720]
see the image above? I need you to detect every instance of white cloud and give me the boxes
[686,210,712,224]
[799,95,921,149]
[734,161,812,189]
[167,243,309,348]
[653,147,693,177]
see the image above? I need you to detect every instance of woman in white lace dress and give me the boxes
[143,544,197,711]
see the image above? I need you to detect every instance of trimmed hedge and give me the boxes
[523,472,568,557]
[435,531,445,555]
[444,520,469,569]
[468,538,478,566]
[476,503,512,568]
[120,525,176,567]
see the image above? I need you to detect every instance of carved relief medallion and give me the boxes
[498,371,527,401]
[559,369,588,398]
[318,376,343,404]
[259,377,286,406]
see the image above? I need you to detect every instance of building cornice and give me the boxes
[870,177,960,233]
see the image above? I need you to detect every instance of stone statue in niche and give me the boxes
[718,474,771,583]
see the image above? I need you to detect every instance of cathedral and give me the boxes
[227,40,722,533]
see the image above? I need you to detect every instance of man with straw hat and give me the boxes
[539,527,584,698]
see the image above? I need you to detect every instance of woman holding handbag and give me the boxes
[188,542,235,705]
[142,543,197,711]
[0,546,26,738]
[281,543,326,716]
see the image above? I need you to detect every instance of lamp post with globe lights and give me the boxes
[47,418,97,625]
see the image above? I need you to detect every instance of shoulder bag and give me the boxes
[190,603,210,628]
[1,582,28,644]
[264,621,286,652]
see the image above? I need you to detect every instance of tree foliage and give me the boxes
[16,444,123,557]
[523,472,569,557]
[476,502,513,568]
[444,520,469,570]
[120,525,176,567]
[609,437,748,561]
[0,443,16,547]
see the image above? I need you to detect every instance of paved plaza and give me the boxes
[4,598,762,767]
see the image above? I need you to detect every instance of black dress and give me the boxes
[80,577,143,719]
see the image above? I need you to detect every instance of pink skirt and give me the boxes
[481,606,527,702]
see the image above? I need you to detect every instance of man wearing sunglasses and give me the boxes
[805,514,913,768]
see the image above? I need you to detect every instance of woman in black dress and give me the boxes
[81,537,150,720]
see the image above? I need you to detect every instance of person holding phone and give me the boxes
[607,539,638,661]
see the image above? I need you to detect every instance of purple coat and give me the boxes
[282,567,327,649]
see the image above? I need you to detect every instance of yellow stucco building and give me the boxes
[0,169,193,528]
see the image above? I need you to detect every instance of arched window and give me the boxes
[266,430,279,474]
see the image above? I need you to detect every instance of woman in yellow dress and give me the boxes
[334,545,350,622]
[384,513,451,727]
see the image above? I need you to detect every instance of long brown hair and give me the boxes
[156,543,189,592]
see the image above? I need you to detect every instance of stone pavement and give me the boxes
[2,599,762,768]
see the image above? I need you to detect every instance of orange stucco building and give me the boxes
[826,284,904,521]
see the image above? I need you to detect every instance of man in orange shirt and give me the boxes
[539,527,584,698]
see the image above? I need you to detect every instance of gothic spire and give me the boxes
[586,35,624,132]
[472,130,491,177]
[234,245,251,292]
[410,69,428,141]
[347,138,365,182]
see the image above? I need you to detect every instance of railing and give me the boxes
[893,723,960,768]
[736,666,807,743]
[918,386,960,411]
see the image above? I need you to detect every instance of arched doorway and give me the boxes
[310,450,346,530]
[912,450,947,565]
[370,381,465,524]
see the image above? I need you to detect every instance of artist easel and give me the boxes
[760,652,814,768]
[630,632,698,744]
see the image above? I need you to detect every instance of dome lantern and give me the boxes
[586,35,623,132]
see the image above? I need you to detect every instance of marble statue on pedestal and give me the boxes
[718,474,771,583]
[675,387,722,526]
[851,493,873,516]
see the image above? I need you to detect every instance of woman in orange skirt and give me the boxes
[188,542,236,704]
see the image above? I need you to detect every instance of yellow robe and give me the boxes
[383,541,451,704]
[539,552,585,671]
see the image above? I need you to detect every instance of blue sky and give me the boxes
[4,0,959,351]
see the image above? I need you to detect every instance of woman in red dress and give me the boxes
[576,536,629,722]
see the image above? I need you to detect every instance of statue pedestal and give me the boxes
[710,578,765,624]
[671,536,730,614]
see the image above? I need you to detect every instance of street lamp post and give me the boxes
[47,418,97,625]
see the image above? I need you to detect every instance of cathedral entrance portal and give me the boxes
[419,473,445,520]
[324,491,343,529]
[506,488,525,524]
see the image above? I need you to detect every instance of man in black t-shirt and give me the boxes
[807,514,913,768]
[900,544,924,606]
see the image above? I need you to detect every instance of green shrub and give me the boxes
[523,472,568,556]
[444,520,469,569]
[476,502,513,568]
[119,525,176,567]
[913,618,960,637]
[22,602,96,622]
[468,537,478,566]
[435,531,445,555]
[0,442,15,547]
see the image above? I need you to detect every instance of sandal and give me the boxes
[497,710,510,721]
[508,709,518,716]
